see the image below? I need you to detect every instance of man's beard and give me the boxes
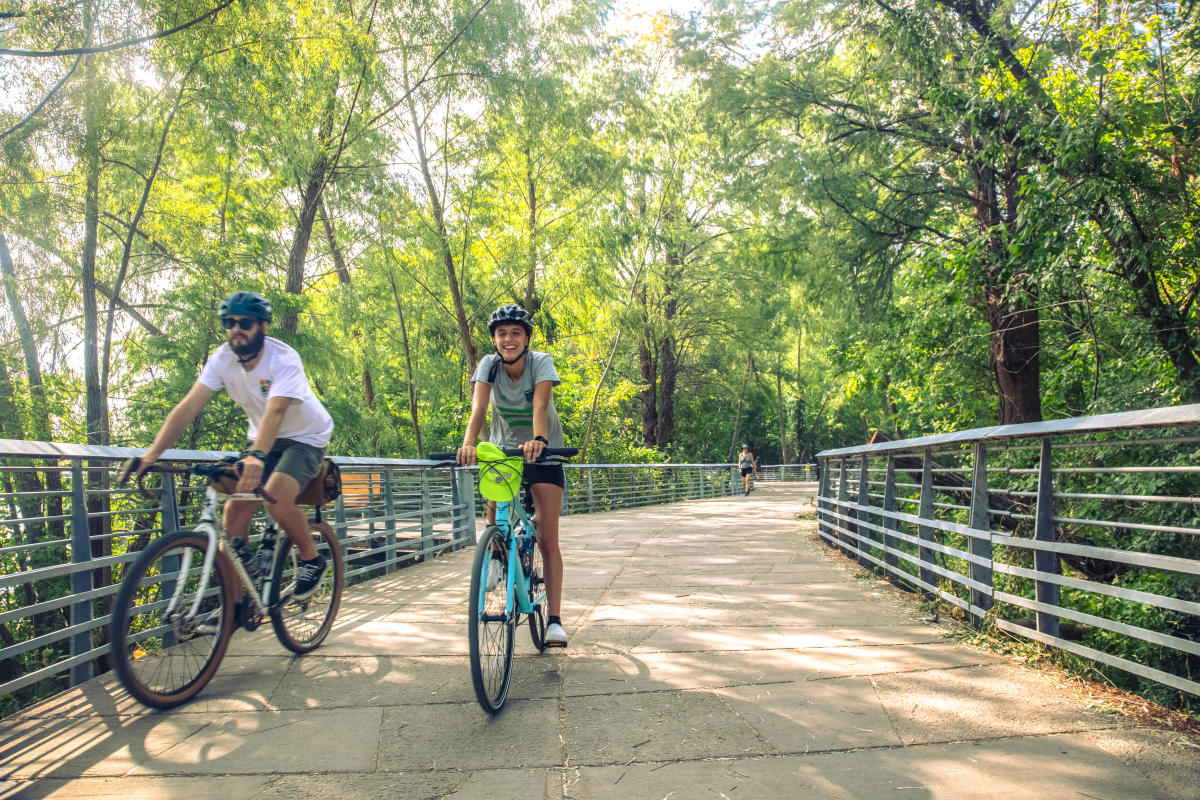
[230,328,265,360]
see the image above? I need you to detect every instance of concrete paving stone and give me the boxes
[318,619,469,656]
[1,774,271,800]
[715,677,903,752]
[262,767,558,800]
[625,625,790,653]
[871,663,1122,744]
[568,731,1178,800]
[267,653,562,708]
[564,690,769,765]
[130,707,383,776]
[772,624,951,648]
[1,711,215,779]
[376,701,561,771]
[1085,726,1200,800]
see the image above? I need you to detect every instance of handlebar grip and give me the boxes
[499,447,578,458]
[428,452,458,461]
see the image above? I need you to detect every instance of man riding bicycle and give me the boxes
[120,290,333,600]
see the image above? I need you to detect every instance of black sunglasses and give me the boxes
[222,317,259,331]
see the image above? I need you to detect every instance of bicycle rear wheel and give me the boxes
[468,525,515,713]
[527,535,548,652]
[110,530,236,708]
[270,520,344,653]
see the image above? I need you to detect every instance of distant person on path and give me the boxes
[120,291,333,600]
[457,304,570,648]
[739,444,758,495]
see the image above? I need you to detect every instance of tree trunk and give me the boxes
[388,271,424,457]
[581,330,621,463]
[728,352,753,461]
[405,66,477,375]
[638,336,658,447]
[970,147,1041,425]
[776,372,787,463]
[525,145,537,312]
[655,333,677,451]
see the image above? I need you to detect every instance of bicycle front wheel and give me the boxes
[270,520,344,653]
[468,525,515,713]
[110,530,236,708]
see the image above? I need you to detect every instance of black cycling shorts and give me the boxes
[741,466,754,476]
[523,461,565,489]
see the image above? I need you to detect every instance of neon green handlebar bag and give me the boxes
[476,442,523,502]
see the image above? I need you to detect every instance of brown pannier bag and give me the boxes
[296,458,342,506]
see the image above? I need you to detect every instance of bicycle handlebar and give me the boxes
[427,447,578,463]
[116,457,277,504]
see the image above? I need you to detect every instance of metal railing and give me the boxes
[0,440,737,713]
[816,405,1200,699]
[756,464,818,482]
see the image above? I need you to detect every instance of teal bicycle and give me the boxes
[431,445,576,713]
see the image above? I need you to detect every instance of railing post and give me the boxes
[968,442,994,623]
[836,457,851,557]
[458,468,477,543]
[856,454,871,567]
[69,462,93,687]
[1034,437,1061,637]
[161,472,180,536]
[817,457,830,538]
[587,470,595,513]
[419,469,433,562]
[882,454,899,575]
[917,447,936,597]
[383,469,397,569]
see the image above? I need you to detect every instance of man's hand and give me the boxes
[236,454,264,493]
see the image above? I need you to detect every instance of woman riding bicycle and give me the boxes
[456,304,570,647]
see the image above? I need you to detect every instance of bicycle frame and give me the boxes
[486,497,544,618]
[185,485,286,620]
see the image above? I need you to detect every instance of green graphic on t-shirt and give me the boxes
[497,405,533,426]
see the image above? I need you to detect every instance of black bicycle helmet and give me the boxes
[487,304,533,335]
[218,291,273,322]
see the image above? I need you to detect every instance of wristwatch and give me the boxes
[239,449,267,461]
[533,435,549,445]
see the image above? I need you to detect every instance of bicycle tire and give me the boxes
[110,530,236,708]
[526,534,548,652]
[468,525,515,713]
[270,520,344,653]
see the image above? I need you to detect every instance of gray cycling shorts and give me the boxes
[254,438,325,488]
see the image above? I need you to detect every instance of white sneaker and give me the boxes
[545,622,568,647]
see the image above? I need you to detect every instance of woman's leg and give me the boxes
[529,482,564,617]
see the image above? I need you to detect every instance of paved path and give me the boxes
[3,484,1196,799]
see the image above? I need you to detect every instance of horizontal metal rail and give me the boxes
[0,440,740,712]
[816,404,1200,699]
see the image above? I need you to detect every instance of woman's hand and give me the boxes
[457,444,478,466]
[521,437,546,462]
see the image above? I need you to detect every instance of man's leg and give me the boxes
[262,471,318,560]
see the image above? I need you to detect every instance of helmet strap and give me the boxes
[498,345,529,366]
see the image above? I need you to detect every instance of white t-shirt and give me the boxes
[197,337,333,447]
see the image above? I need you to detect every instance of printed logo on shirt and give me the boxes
[259,379,272,397]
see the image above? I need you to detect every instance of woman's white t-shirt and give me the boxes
[197,337,333,447]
